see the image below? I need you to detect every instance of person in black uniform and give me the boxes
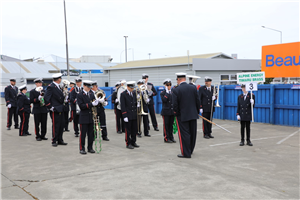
[5,77,19,130]
[77,80,99,154]
[112,82,122,133]
[172,73,200,158]
[70,78,82,137]
[160,79,176,143]
[136,79,150,137]
[142,74,159,131]
[121,81,140,149]
[199,77,217,139]
[17,85,31,136]
[237,84,255,146]
[69,81,75,88]
[44,73,67,147]
[30,78,48,141]
[91,81,109,141]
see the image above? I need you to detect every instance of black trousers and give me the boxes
[79,123,94,151]
[202,112,213,136]
[162,115,174,142]
[137,114,149,136]
[115,109,125,132]
[19,112,29,136]
[98,110,107,138]
[64,110,69,131]
[72,111,79,134]
[50,111,65,144]
[147,104,158,128]
[175,117,197,157]
[7,107,18,128]
[240,121,251,141]
[125,119,137,146]
[34,113,47,139]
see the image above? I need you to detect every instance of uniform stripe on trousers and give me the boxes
[80,124,82,150]
[7,108,9,127]
[163,116,167,141]
[21,112,25,136]
[52,112,55,141]
[175,118,184,156]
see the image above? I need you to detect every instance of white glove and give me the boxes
[98,98,104,103]
[146,98,150,103]
[124,117,128,122]
[64,99,68,103]
[50,107,54,112]
[137,102,140,107]
[7,104,11,108]
[200,109,203,114]
[250,99,254,104]
[137,94,140,99]
[237,115,241,120]
[165,86,168,91]
[212,96,216,101]
[115,99,119,103]
[92,100,99,106]
[38,95,42,100]
[103,101,108,106]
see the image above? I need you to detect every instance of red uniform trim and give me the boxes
[34,99,36,102]
[21,112,25,136]
[114,108,118,132]
[175,118,184,156]
[19,108,24,111]
[7,108,9,127]
[163,116,167,141]
[164,96,168,98]
[86,103,89,109]
[125,128,128,146]
[122,112,127,114]
[79,124,82,150]
[52,112,55,141]
[46,103,50,106]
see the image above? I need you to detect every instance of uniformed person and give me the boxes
[30,78,48,141]
[160,79,176,143]
[69,81,75,88]
[62,82,70,132]
[120,81,140,149]
[186,75,201,90]
[44,73,67,147]
[5,77,19,130]
[17,85,31,136]
[136,79,150,137]
[142,74,159,131]
[199,76,217,139]
[237,84,255,146]
[112,82,122,133]
[172,73,200,158]
[115,80,126,133]
[70,78,83,137]
[91,81,110,141]
[77,80,100,154]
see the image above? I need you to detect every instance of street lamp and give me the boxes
[63,0,70,80]
[262,26,282,43]
[148,53,151,59]
[124,36,128,62]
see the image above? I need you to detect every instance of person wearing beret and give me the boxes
[5,78,19,130]
[70,78,83,137]
[30,78,48,141]
[17,85,31,136]
[237,84,255,146]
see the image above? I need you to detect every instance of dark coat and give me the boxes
[77,91,94,124]
[5,85,18,107]
[146,82,157,105]
[70,87,82,111]
[160,89,174,116]
[120,90,137,120]
[44,82,64,113]
[111,91,118,109]
[17,93,31,114]
[237,92,255,121]
[30,88,48,114]
[198,86,216,113]
[172,82,200,122]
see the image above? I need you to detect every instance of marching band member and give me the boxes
[77,80,99,154]
[187,75,201,90]
[91,81,110,141]
[17,85,31,136]
[120,81,140,149]
[142,74,159,131]
[63,83,70,132]
[70,78,82,137]
[199,76,216,139]
[112,82,122,133]
[136,79,150,137]
[115,80,126,133]
[237,84,255,146]
[172,73,200,158]
[69,81,75,88]
[30,78,48,141]
[160,79,175,143]
[44,73,68,147]
[5,77,19,130]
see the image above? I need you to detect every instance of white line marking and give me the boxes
[276,130,300,145]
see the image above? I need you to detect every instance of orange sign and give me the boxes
[261,42,300,78]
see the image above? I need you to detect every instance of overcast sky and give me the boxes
[1,0,299,62]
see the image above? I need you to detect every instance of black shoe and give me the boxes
[36,138,42,141]
[122,131,125,133]
[154,128,159,131]
[88,149,95,153]
[19,134,27,136]
[171,139,176,143]
[209,134,214,138]
[247,141,253,146]
[52,143,57,147]
[80,150,87,154]
[102,137,110,141]
[75,133,79,137]
[7,127,11,130]
[144,134,151,137]
[41,137,48,140]
[240,141,245,146]
[164,140,173,143]
[26,133,31,136]
[177,154,191,158]
[117,131,122,134]
[126,144,134,149]
[15,126,19,129]
[58,142,68,145]
[65,129,70,132]
[204,135,210,139]
[132,143,140,148]
[137,134,142,138]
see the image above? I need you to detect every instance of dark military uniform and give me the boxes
[44,82,66,145]
[17,92,31,136]
[70,87,82,136]
[237,92,255,143]
[173,82,200,158]
[30,88,48,139]
[146,82,158,130]
[112,90,122,132]
[63,92,70,131]
[160,89,174,142]
[5,85,19,128]
[137,90,149,136]
[120,90,138,146]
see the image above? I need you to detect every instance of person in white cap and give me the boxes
[136,79,150,137]
[44,73,68,147]
[5,77,19,130]
[17,85,31,136]
[112,82,123,133]
[70,78,83,137]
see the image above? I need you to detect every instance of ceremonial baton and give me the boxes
[199,115,231,133]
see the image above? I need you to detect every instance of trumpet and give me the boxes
[35,86,45,106]
[95,89,107,106]
[210,83,221,120]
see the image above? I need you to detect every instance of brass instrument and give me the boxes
[136,85,148,116]
[95,89,107,106]
[117,84,126,110]
[92,101,102,153]
[75,86,81,115]
[62,80,70,105]
[35,86,45,106]
[187,75,201,85]
[210,83,221,120]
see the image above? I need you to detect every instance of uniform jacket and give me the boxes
[77,90,94,124]
[111,91,118,109]
[172,82,200,122]
[160,89,174,116]
[70,86,82,111]
[146,82,157,105]
[120,90,137,120]
[44,82,64,113]
[199,85,217,113]
[237,92,255,121]
[5,85,18,107]
[30,88,48,114]
[17,93,31,114]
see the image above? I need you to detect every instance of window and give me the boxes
[220,74,238,85]
[230,75,237,80]
[221,75,229,80]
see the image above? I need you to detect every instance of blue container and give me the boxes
[99,87,114,109]
[155,86,165,114]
